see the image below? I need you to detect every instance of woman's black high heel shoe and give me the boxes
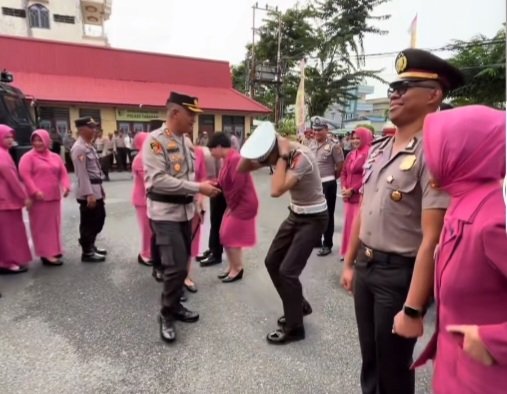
[222,269,243,283]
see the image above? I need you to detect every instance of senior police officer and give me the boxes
[309,118,344,256]
[71,117,107,263]
[340,49,465,394]
[238,122,328,345]
[143,92,220,343]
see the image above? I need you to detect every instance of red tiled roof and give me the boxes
[0,35,271,114]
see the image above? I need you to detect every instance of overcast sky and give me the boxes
[107,0,506,99]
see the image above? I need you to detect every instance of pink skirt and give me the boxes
[220,212,256,248]
[0,209,32,268]
[191,213,202,258]
[135,206,152,260]
[29,200,63,258]
[340,201,360,257]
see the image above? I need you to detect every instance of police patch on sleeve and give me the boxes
[150,140,162,155]
[78,154,85,162]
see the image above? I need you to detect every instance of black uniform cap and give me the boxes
[167,92,203,113]
[392,48,465,92]
[75,117,99,128]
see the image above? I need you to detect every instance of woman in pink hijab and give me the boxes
[413,105,507,394]
[19,129,71,266]
[131,132,153,266]
[0,124,32,274]
[339,127,373,259]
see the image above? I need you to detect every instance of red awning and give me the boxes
[12,72,271,114]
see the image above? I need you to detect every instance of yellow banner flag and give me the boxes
[295,59,306,135]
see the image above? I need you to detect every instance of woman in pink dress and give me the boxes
[208,132,259,283]
[412,105,507,394]
[19,129,71,266]
[131,132,153,266]
[0,124,32,274]
[339,127,373,259]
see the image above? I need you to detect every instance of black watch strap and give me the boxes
[280,154,290,162]
[403,305,422,319]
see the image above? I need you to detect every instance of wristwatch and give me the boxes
[280,154,290,162]
[403,305,422,319]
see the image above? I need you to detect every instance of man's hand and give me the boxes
[341,266,354,294]
[197,198,206,221]
[393,310,424,338]
[35,191,44,201]
[447,325,494,366]
[277,135,291,156]
[87,195,97,208]
[199,180,221,197]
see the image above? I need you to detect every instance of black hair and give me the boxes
[207,132,231,149]
[149,119,164,130]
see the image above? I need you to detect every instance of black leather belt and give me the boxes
[360,243,415,265]
[90,179,103,185]
[147,192,193,205]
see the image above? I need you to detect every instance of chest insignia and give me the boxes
[164,129,173,137]
[150,140,162,155]
[400,155,417,171]
[173,163,182,173]
[391,190,402,202]
[325,144,331,151]
[386,175,394,184]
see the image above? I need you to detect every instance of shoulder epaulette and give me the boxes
[371,135,391,145]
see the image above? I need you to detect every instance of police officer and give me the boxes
[143,92,220,343]
[340,49,465,394]
[71,117,107,263]
[309,119,344,256]
[238,122,328,345]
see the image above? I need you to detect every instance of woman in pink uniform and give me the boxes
[208,132,258,283]
[131,131,153,266]
[339,127,373,259]
[19,129,71,266]
[412,105,507,394]
[0,124,32,274]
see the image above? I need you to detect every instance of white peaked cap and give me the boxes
[240,121,277,161]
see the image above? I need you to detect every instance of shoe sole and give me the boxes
[175,315,199,323]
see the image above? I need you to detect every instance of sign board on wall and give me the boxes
[115,108,164,121]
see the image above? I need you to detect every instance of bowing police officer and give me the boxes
[309,119,344,256]
[71,117,107,263]
[340,49,465,394]
[143,92,220,343]
[238,122,328,345]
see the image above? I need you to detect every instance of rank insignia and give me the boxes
[174,163,181,172]
[400,155,416,171]
[164,129,173,137]
[325,144,331,151]
[406,138,416,150]
[386,175,394,184]
[391,190,402,202]
[150,140,162,155]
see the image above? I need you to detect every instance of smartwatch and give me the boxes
[403,305,422,319]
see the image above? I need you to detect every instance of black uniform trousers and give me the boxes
[208,193,227,258]
[265,210,328,331]
[151,220,192,319]
[353,244,417,394]
[77,199,106,252]
[321,180,337,249]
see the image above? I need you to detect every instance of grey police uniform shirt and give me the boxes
[309,138,344,180]
[142,126,200,222]
[70,137,104,200]
[287,143,326,207]
[359,134,450,257]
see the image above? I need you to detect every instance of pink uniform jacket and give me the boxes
[131,132,150,207]
[0,125,27,210]
[414,105,507,394]
[18,129,71,201]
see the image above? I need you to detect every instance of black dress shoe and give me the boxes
[222,269,243,283]
[159,315,176,343]
[137,254,153,267]
[266,326,305,345]
[200,255,222,267]
[278,302,313,326]
[217,271,230,280]
[180,293,188,303]
[81,253,105,263]
[41,257,63,266]
[173,307,199,323]
[196,250,211,262]
[152,270,163,282]
[184,282,198,293]
[317,247,332,257]
[94,246,107,256]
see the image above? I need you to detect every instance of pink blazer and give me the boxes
[0,149,27,210]
[340,150,368,203]
[131,153,146,207]
[414,184,507,393]
[218,149,258,220]
[18,130,71,201]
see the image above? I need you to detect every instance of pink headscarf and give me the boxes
[0,124,14,151]
[30,129,51,156]
[352,127,374,155]
[423,105,506,197]
[133,132,149,154]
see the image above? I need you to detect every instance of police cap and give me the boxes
[167,92,203,113]
[393,48,465,92]
[240,121,277,162]
[312,117,328,131]
[75,117,99,128]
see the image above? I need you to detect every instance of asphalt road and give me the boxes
[0,171,434,394]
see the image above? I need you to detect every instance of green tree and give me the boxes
[448,27,505,108]
[356,123,375,133]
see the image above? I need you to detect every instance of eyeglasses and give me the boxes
[387,81,437,98]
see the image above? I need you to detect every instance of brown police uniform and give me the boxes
[353,49,465,394]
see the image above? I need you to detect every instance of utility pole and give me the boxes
[274,15,283,129]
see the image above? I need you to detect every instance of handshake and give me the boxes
[199,180,221,198]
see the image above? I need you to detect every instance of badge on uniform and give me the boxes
[167,141,179,153]
[391,190,402,202]
[386,175,394,184]
[150,140,162,155]
[400,155,417,171]
[164,129,173,137]
[173,163,182,173]
[78,154,85,162]
[325,144,331,151]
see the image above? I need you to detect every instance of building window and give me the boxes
[29,4,50,29]
[54,14,75,24]
[222,116,245,141]
[2,7,26,18]
[198,115,215,134]
[39,107,70,137]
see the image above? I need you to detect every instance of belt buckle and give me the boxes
[365,247,373,260]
